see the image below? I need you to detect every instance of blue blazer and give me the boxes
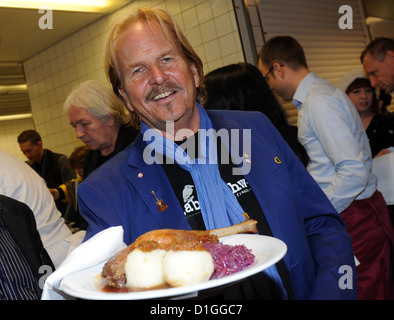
[78,110,357,300]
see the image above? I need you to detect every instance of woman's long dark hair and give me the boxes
[203,62,309,167]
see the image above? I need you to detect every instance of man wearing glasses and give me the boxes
[258,35,394,300]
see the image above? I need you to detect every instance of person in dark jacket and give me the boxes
[0,195,55,300]
[63,80,139,178]
[17,130,76,217]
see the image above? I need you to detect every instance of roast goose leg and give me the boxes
[102,214,258,288]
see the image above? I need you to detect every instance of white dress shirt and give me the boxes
[292,72,377,213]
[0,150,84,267]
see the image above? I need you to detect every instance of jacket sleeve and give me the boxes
[306,214,357,299]
[78,180,118,242]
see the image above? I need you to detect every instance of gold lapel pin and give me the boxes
[244,152,251,164]
[152,190,168,212]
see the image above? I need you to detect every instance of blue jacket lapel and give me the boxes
[125,136,191,230]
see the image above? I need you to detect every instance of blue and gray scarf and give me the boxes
[141,104,245,229]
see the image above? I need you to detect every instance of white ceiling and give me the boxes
[0,2,132,62]
[0,2,131,117]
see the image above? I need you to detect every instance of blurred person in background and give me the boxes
[361,37,394,94]
[49,145,89,231]
[17,129,76,217]
[378,89,393,120]
[0,150,84,268]
[259,35,394,300]
[63,80,139,178]
[0,195,54,300]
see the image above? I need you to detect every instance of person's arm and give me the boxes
[49,184,70,202]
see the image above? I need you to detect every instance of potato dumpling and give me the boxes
[163,250,214,287]
[125,248,166,289]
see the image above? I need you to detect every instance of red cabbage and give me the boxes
[202,242,255,279]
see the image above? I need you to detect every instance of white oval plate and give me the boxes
[60,234,287,300]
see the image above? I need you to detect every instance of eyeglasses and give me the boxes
[263,63,284,80]
[264,65,274,80]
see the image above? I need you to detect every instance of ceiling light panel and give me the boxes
[0,0,120,13]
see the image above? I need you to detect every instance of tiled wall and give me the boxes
[1,0,243,160]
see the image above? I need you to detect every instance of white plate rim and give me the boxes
[60,234,287,300]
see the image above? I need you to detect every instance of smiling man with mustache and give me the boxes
[77,7,357,300]
[115,20,201,138]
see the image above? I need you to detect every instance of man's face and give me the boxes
[19,140,42,163]
[258,59,293,102]
[363,51,394,93]
[68,105,116,155]
[115,21,201,137]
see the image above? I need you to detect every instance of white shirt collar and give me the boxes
[292,72,317,109]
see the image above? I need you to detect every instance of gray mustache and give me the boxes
[145,82,184,102]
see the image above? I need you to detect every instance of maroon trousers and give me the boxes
[341,191,394,300]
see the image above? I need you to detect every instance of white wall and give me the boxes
[2,0,243,160]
